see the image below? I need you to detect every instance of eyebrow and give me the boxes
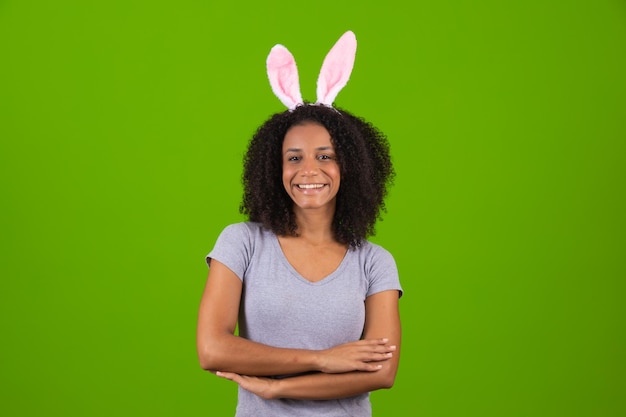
[284,146,334,154]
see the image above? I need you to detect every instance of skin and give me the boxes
[196,122,401,400]
[282,122,341,217]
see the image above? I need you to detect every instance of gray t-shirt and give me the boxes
[207,222,403,417]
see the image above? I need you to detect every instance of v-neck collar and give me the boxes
[270,232,350,285]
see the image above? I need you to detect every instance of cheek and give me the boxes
[282,167,293,188]
[334,169,342,191]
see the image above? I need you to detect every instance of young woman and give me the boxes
[197,31,402,417]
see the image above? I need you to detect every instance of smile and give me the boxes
[297,184,325,189]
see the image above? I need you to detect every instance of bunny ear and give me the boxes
[316,31,357,106]
[266,44,303,110]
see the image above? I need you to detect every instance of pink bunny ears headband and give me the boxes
[266,31,357,110]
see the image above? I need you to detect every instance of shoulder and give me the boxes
[208,222,273,272]
[215,222,274,248]
[353,240,399,277]
[219,221,266,237]
[354,240,396,264]
[357,240,403,297]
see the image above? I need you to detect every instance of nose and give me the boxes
[300,156,319,176]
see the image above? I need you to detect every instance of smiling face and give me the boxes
[282,122,341,214]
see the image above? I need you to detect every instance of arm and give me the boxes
[216,289,402,399]
[196,260,395,376]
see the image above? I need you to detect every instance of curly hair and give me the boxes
[240,104,394,248]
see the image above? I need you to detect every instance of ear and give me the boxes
[316,31,357,106]
[266,44,303,110]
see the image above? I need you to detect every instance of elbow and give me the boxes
[197,329,237,372]
[197,348,215,372]
[378,373,396,390]
[380,374,396,390]
[197,342,223,372]
[376,364,398,390]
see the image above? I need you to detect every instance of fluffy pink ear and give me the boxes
[316,31,357,106]
[266,44,303,110]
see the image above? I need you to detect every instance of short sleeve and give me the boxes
[206,223,253,281]
[365,244,403,298]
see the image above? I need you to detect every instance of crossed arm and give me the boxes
[196,259,401,400]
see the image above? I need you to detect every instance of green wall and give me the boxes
[1,1,624,416]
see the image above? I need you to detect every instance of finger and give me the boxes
[353,343,396,356]
[363,343,397,354]
[357,363,384,372]
[216,371,239,382]
[372,344,397,354]
[359,338,389,345]
[358,339,396,352]
[360,351,393,363]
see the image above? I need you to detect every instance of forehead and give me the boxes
[282,122,333,150]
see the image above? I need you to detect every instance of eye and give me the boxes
[287,155,301,162]
[318,154,333,161]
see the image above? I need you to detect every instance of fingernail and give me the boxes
[390,345,397,350]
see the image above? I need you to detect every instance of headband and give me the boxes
[266,31,357,110]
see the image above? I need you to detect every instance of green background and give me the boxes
[1,0,625,416]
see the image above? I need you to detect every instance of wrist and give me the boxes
[269,377,285,400]
[309,349,325,372]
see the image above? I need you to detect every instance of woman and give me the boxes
[196,31,402,416]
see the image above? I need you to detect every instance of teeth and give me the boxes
[298,184,324,189]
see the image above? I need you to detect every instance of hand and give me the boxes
[317,338,396,374]
[216,371,278,400]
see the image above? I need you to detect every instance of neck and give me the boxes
[293,205,336,245]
